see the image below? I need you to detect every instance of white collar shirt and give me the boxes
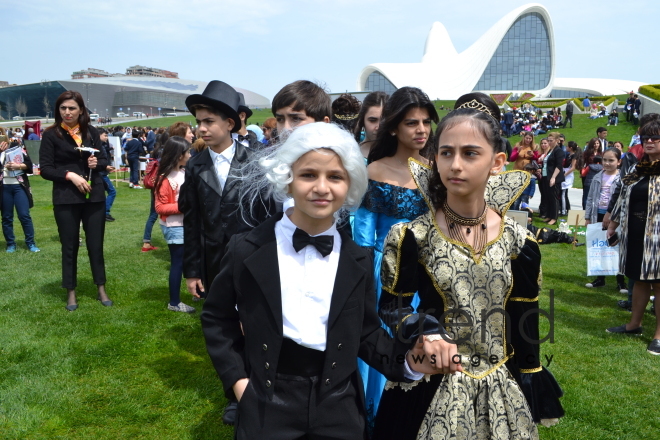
[207,141,236,191]
[275,210,341,351]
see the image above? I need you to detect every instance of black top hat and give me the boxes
[185,81,241,133]
[237,92,253,119]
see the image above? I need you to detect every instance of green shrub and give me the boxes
[639,84,660,102]
[573,96,616,111]
[506,98,569,109]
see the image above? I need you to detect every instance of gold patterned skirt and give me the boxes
[416,366,538,440]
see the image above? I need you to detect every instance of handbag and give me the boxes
[143,158,159,190]
[580,165,589,178]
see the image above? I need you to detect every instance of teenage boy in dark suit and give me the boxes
[179,80,276,424]
[232,93,262,151]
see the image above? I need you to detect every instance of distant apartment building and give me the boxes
[125,65,179,78]
[71,68,118,80]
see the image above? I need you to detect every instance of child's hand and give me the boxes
[186,278,203,297]
[407,334,463,375]
[233,378,250,402]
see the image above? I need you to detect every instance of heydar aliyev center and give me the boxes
[356,3,644,99]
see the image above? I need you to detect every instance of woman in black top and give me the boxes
[40,90,112,311]
[540,131,565,225]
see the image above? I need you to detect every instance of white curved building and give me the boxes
[356,3,643,100]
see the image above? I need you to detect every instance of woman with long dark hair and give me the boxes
[154,136,196,313]
[353,91,388,159]
[353,86,438,429]
[373,93,564,438]
[40,90,112,311]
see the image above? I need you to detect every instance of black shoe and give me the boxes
[222,401,238,425]
[617,300,632,311]
[617,282,628,294]
[606,324,642,335]
[648,339,660,355]
[585,278,605,288]
[106,214,116,222]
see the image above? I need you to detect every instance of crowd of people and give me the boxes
[3,80,660,439]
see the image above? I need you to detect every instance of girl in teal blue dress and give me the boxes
[353,87,439,433]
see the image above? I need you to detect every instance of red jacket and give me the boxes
[154,177,181,221]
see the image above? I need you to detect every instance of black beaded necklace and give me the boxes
[442,199,488,254]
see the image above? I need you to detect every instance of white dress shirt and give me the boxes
[207,141,236,191]
[274,210,423,379]
[275,210,340,351]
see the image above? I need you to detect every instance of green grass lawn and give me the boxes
[1,112,657,438]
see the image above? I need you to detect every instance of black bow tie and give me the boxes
[292,228,334,257]
[238,134,250,142]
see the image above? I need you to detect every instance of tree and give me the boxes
[15,96,27,117]
[6,100,13,119]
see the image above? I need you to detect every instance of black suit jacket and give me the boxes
[200,213,410,405]
[179,141,276,287]
[544,147,566,185]
[40,125,108,205]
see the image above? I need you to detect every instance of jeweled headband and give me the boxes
[455,99,494,118]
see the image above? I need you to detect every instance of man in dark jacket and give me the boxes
[503,109,514,137]
[563,101,574,128]
[179,81,277,424]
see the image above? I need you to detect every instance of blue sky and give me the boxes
[1,0,656,101]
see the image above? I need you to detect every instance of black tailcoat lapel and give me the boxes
[196,147,223,197]
[222,141,248,200]
[244,238,283,335]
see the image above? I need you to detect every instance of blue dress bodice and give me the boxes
[352,179,428,430]
[353,180,429,252]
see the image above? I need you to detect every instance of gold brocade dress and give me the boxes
[372,163,564,440]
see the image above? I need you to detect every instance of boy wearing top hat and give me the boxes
[232,92,261,150]
[201,122,456,439]
[179,80,276,424]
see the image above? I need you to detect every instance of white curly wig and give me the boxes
[238,122,367,223]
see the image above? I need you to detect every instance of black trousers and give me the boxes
[540,176,561,220]
[235,374,365,440]
[563,113,573,128]
[53,202,106,289]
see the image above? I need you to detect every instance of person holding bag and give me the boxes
[40,91,112,311]
[1,140,39,252]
